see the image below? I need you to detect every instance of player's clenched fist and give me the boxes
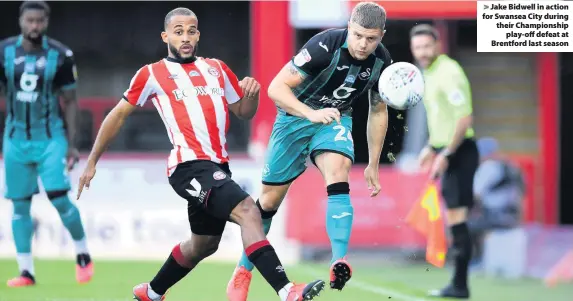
[306,108,341,125]
[77,163,97,200]
[239,77,260,98]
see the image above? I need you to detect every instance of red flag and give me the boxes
[406,183,447,268]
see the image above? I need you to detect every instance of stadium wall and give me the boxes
[0,158,300,264]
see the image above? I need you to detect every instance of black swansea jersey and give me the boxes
[0,35,77,140]
[290,28,392,115]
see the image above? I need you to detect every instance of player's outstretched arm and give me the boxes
[86,101,135,166]
[78,100,135,199]
[268,62,313,118]
[366,90,388,166]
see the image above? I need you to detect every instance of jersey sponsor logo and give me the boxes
[319,42,329,52]
[189,70,200,77]
[207,67,220,78]
[213,171,227,180]
[319,84,357,106]
[358,68,371,80]
[17,73,40,103]
[172,86,225,100]
[344,75,356,84]
[14,56,25,65]
[336,65,349,71]
[293,49,311,67]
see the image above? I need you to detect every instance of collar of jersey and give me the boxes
[165,56,197,64]
[426,54,447,73]
[16,35,49,50]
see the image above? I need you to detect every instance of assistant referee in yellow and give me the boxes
[410,24,479,299]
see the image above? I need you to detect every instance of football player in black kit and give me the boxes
[228,2,393,300]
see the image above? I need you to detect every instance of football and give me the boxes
[378,62,424,110]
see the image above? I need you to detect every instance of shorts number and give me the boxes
[333,125,353,142]
[186,178,202,198]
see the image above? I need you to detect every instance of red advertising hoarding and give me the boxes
[286,163,536,248]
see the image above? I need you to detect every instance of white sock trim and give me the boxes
[278,283,294,301]
[74,237,89,255]
[147,284,162,300]
[16,253,35,276]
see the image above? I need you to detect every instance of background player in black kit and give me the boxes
[229,3,392,300]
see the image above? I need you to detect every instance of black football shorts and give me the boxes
[438,139,479,209]
[169,160,250,236]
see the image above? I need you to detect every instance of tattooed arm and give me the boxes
[267,62,314,118]
[366,89,389,166]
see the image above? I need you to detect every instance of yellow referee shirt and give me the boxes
[423,54,475,148]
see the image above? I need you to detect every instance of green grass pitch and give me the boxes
[0,259,571,301]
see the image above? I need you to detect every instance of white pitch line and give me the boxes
[301,266,431,301]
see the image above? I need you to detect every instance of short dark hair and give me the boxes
[410,24,439,40]
[164,7,196,29]
[350,2,386,31]
[20,1,50,17]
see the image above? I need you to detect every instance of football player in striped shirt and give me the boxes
[77,7,325,301]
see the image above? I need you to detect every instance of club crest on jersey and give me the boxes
[36,56,46,69]
[189,70,200,77]
[207,67,220,78]
[172,86,224,100]
[213,171,227,180]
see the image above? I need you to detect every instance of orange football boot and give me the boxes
[226,266,252,301]
[329,258,352,290]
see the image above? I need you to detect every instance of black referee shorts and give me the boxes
[168,160,250,236]
[436,139,479,209]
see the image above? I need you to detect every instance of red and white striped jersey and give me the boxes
[122,57,244,176]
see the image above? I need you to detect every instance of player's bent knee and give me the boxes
[256,199,278,219]
[230,197,262,226]
[259,184,289,212]
[182,238,219,261]
[47,191,76,215]
[315,152,352,184]
[200,241,219,258]
[46,190,68,200]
